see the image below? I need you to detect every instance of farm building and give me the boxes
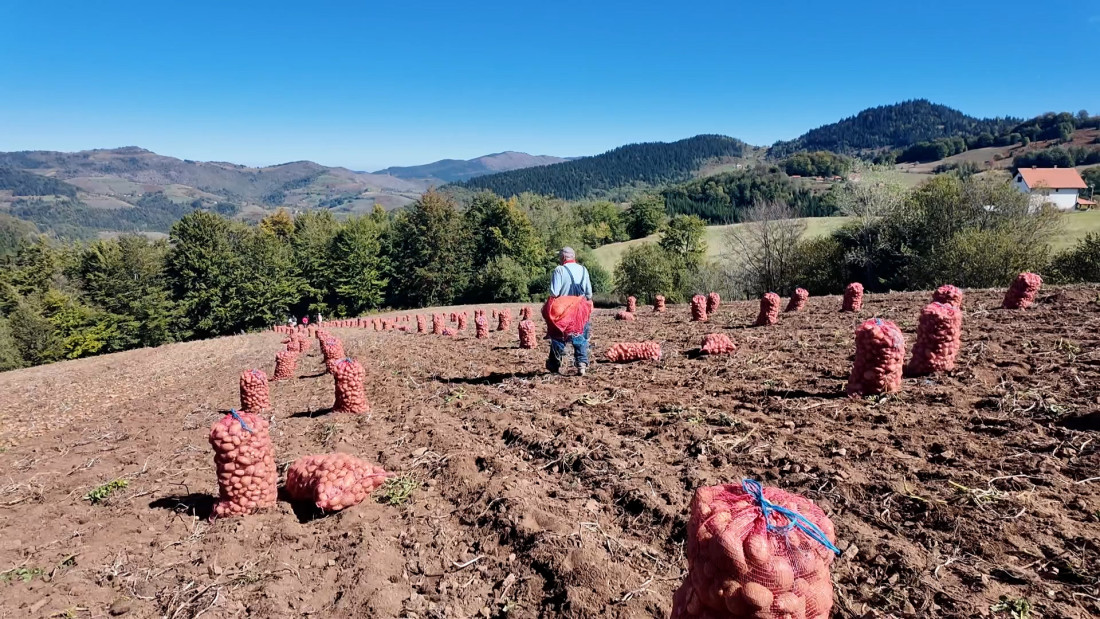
[1013,166,1093,210]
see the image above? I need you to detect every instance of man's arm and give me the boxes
[583,267,593,299]
[549,266,564,297]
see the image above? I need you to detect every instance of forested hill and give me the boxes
[457,135,747,200]
[769,99,1018,157]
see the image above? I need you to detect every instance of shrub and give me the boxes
[791,236,846,295]
[614,243,678,302]
[1049,233,1100,283]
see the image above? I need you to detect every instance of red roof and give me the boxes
[1017,168,1087,190]
[1078,197,1097,206]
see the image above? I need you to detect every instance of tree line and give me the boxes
[898,110,1100,163]
[661,166,839,224]
[0,190,674,370]
[457,135,747,200]
[614,174,1099,305]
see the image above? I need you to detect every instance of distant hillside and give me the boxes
[375,151,568,183]
[0,147,434,238]
[770,99,1018,158]
[457,135,747,200]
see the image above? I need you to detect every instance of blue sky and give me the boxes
[1,1,1097,171]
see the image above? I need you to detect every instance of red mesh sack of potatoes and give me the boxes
[518,320,538,349]
[846,318,905,397]
[907,302,962,376]
[691,295,708,322]
[457,312,468,331]
[786,288,809,313]
[273,350,298,380]
[654,295,666,312]
[450,312,457,323]
[209,410,278,518]
[283,338,303,353]
[605,341,662,362]
[707,292,721,314]
[932,285,963,309]
[520,306,532,321]
[701,333,736,355]
[754,293,781,327]
[239,369,271,412]
[442,327,456,336]
[299,336,312,353]
[475,315,489,339]
[331,358,369,414]
[320,337,345,363]
[1002,272,1042,309]
[627,296,637,313]
[432,313,444,335]
[842,283,863,312]
[672,480,839,619]
[615,311,635,321]
[416,315,426,333]
[285,453,389,512]
[498,309,512,332]
[492,309,498,319]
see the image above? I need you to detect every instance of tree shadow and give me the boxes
[290,407,335,419]
[149,493,215,520]
[433,371,544,385]
[1059,411,1100,432]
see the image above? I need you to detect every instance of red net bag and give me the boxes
[520,306,532,320]
[627,296,637,313]
[416,315,426,333]
[1002,272,1042,309]
[518,320,538,349]
[786,288,808,313]
[492,309,498,319]
[654,295,666,312]
[707,292,721,314]
[475,315,489,339]
[285,453,389,512]
[273,350,297,380]
[701,333,736,355]
[691,295,708,322]
[605,341,661,362]
[542,296,593,340]
[498,309,512,332]
[239,369,271,412]
[615,311,635,321]
[331,358,369,414]
[209,410,278,518]
[299,336,312,353]
[907,302,962,376]
[320,337,345,363]
[754,293,780,327]
[932,285,963,309]
[432,314,444,335]
[450,312,457,323]
[846,318,905,397]
[842,283,863,312]
[673,480,839,619]
[457,312,468,331]
[282,337,303,353]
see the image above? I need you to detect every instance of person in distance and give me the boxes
[542,247,594,376]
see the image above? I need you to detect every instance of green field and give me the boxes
[591,211,1100,273]
[591,216,852,272]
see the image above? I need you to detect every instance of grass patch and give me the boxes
[374,476,419,506]
[991,596,1031,619]
[1,566,45,583]
[83,479,128,505]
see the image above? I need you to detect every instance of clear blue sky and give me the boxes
[1,1,1097,171]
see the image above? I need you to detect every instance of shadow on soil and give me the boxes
[433,371,545,385]
[1059,411,1100,432]
[764,387,847,400]
[278,488,333,523]
[290,407,336,419]
[149,493,215,520]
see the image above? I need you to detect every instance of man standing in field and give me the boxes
[543,247,594,376]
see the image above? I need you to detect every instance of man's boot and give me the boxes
[577,363,588,377]
[546,349,564,374]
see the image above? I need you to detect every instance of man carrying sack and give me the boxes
[542,247,593,376]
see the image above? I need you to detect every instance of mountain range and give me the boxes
[2,99,1096,239]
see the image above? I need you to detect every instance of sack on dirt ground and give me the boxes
[285,453,389,512]
[209,410,278,518]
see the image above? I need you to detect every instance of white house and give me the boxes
[1013,167,1094,211]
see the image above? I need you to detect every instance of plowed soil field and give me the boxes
[0,288,1098,618]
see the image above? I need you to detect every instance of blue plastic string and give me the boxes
[230,408,255,434]
[741,479,841,556]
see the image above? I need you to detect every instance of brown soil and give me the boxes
[1,288,1098,619]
